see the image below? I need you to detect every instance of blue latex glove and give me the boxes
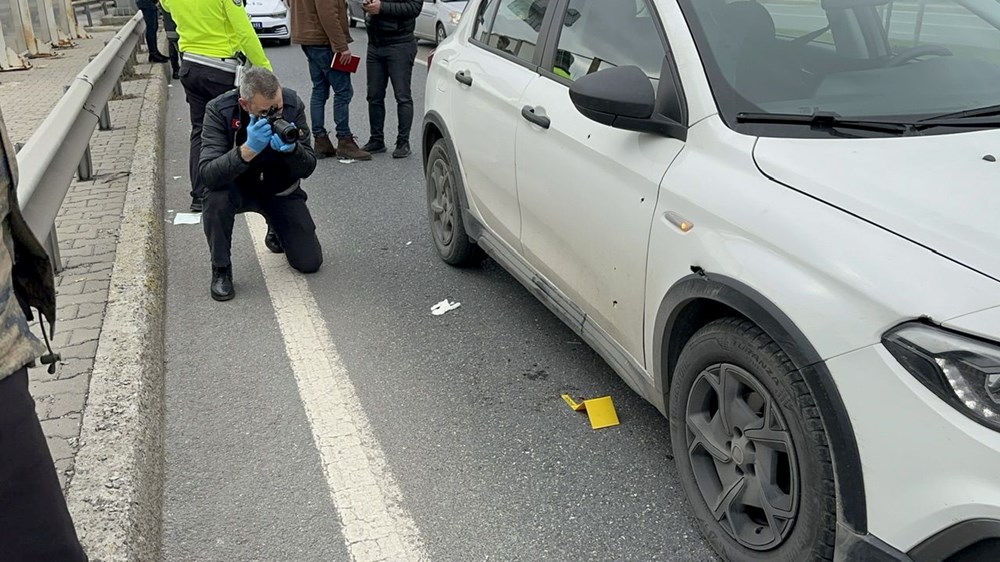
[269,133,296,153]
[245,115,272,153]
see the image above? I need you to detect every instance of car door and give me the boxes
[514,0,683,366]
[445,0,554,250]
[417,0,437,39]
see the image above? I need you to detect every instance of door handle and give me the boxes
[454,70,473,86]
[521,105,550,129]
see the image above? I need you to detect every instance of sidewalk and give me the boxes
[0,20,169,560]
[1,28,144,488]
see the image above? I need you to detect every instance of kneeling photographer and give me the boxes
[200,67,323,301]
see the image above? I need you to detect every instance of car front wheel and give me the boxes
[669,318,837,562]
[426,138,480,265]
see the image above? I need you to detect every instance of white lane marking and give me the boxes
[247,214,428,561]
[415,57,428,67]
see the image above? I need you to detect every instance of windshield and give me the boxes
[679,0,1000,133]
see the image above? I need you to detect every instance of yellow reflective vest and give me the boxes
[159,0,272,70]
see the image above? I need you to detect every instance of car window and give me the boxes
[473,0,501,42]
[479,0,551,63]
[552,0,664,81]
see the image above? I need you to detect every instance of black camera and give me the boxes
[263,106,303,144]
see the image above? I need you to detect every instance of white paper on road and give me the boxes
[172,213,201,225]
[431,299,461,315]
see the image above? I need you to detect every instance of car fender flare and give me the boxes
[422,111,481,239]
[653,273,868,533]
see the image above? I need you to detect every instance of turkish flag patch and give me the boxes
[231,119,241,130]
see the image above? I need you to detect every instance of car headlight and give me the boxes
[449,11,461,24]
[267,10,287,18]
[883,322,1000,431]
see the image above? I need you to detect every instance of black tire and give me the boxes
[426,139,481,265]
[436,23,446,44]
[669,318,836,562]
[350,18,357,28]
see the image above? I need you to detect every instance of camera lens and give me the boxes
[270,118,300,144]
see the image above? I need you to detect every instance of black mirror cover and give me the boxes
[569,65,656,122]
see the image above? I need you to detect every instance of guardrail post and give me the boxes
[78,145,93,180]
[44,228,62,272]
[98,102,111,129]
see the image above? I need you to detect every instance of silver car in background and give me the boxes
[415,0,467,44]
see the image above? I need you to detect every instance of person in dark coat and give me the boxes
[198,67,323,301]
[360,0,422,159]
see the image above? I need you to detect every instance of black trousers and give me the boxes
[203,186,323,273]
[366,39,417,145]
[168,38,180,74]
[139,5,160,56]
[179,62,236,201]
[0,368,87,562]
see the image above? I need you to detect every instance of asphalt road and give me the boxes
[163,30,717,562]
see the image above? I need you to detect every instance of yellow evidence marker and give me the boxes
[561,394,620,430]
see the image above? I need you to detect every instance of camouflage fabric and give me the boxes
[0,108,53,381]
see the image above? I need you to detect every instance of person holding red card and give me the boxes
[360,0,422,159]
[291,0,372,161]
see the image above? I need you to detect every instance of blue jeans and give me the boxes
[302,45,353,139]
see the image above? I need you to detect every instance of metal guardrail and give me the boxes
[15,11,142,270]
[72,0,118,27]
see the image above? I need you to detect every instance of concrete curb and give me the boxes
[64,61,168,562]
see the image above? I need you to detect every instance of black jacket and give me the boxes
[199,88,317,197]
[365,0,422,46]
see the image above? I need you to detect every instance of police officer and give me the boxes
[159,0,272,213]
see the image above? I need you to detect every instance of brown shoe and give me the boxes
[314,134,337,158]
[336,136,372,160]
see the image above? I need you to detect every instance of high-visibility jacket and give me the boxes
[159,0,271,70]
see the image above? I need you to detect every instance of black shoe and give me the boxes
[190,197,203,212]
[392,141,411,159]
[264,227,283,254]
[172,69,180,80]
[149,53,170,63]
[211,266,234,301]
[361,139,387,154]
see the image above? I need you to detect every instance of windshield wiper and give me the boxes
[736,112,915,135]
[920,104,1000,122]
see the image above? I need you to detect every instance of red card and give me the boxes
[331,54,361,73]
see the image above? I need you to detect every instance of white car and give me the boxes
[423,0,1000,560]
[246,0,291,45]
[416,0,467,44]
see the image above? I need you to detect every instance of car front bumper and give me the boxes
[249,16,290,40]
[826,343,1000,560]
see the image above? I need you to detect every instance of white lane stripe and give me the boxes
[246,214,428,562]
[415,57,428,66]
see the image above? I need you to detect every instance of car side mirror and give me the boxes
[568,65,686,140]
